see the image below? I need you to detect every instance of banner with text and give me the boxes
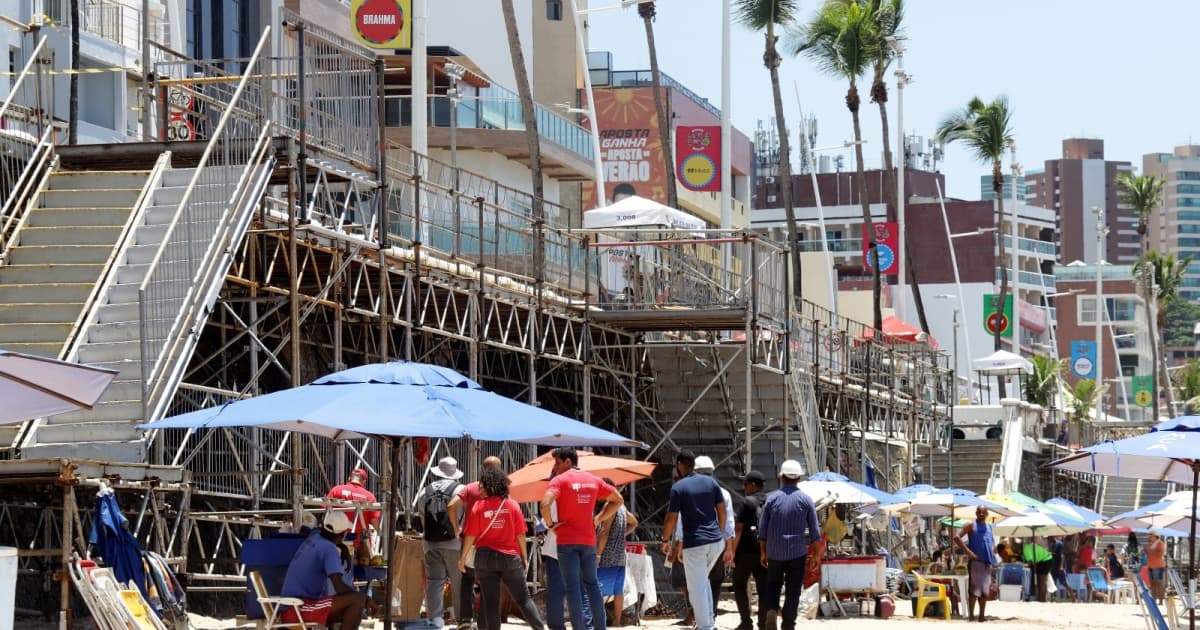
[581,87,669,208]
[862,221,899,276]
[676,125,721,192]
[1132,375,1153,407]
[1070,340,1097,379]
[351,0,413,50]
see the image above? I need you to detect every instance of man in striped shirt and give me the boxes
[757,460,819,630]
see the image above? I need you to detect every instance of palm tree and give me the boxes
[736,0,802,299]
[794,0,881,330]
[1068,378,1105,446]
[1117,172,1166,255]
[1136,249,1192,420]
[935,97,1015,356]
[68,0,79,143]
[638,2,677,210]
[1173,357,1200,414]
[501,0,544,221]
[1025,354,1065,408]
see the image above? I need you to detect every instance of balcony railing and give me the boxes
[1002,235,1056,257]
[996,268,1057,290]
[34,0,167,49]
[385,93,594,161]
[794,237,862,253]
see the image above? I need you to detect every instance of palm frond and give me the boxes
[735,0,802,30]
[792,0,878,80]
[934,95,1015,166]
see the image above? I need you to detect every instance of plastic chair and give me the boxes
[1087,566,1112,603]
[911,571,951,620]
[250,570,322,628]
[1065,573,1088,601]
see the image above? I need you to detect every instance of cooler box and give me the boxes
[999,584,1023,601]
[820,556,885,592]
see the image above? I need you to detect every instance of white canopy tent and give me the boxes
[972,350,1033,403]
[582,195,706,231]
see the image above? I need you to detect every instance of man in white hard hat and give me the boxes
[280,510,372,628]
[757,460,819,630]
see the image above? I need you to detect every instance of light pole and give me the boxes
[1093,205,1109,422]
[445,62,466,257]
[800,139,866,315]
[1010,149,1023,356]
[568,0,611,207]
[934,292,959,488]
[890,36,911,324]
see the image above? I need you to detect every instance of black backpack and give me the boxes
[422,479,460,542]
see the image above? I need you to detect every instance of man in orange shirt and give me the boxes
[328,468,380,563]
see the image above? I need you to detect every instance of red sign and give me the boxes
[676,125,721,192]
[352,0,411,49]
[861,221,899,276]
[986,312,1010,336]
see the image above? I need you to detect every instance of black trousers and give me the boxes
[732,552,767,626]
[475,547,545,630]
[709,557,726,610]
[764,556,805,630]
[460,565,476,624]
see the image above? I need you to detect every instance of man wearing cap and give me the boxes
[757,460,819,630]
[449,456,504,630]
[662,451,731,630]
[417,456,468,628]
[328,468,381,564]
[280,510,371,629]
[680,455,735,612]
[732,471,767,630]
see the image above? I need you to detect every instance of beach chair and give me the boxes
[1086,566,1112,603]
[1065,573,1088,602]
[911,572,951,620]
[250,570,322,629]
[90,567,167,630]
[1135,575,1171,630]
[69,559,127,630]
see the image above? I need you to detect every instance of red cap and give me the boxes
[351,468,369,480]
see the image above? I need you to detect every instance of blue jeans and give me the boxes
[681,541,724,630]
[543,555,567,630]
[559,544,604,630]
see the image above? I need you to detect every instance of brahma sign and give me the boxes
[351,0,412,49]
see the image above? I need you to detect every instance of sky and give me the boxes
[586,0,1200,201]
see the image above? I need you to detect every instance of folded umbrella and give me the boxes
[0,349,117,425]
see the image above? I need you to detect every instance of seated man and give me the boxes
[280,510,373,628]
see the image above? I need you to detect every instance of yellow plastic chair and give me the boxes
[912,571,951,620]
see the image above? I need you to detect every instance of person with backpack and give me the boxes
[418,456,466,628]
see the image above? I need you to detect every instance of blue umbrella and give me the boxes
[139,361,643,447]
[1044,497,1108,526]
[1049,416,1200,630]
[89,488,148,600]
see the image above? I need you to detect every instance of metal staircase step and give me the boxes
[32,420,142,444]
[94,302,140,324]
[42,400,143,424]
[5,245,114,265]
[18,226,124,246]
[85,359,143,381]
[0,303,83,323]
[87,320,145,343]
[0,322,75,343]
[25,207,134,227]
[0,263,104,284]
[0,283,93,303]
[0,342,61,358]
[98,380,143,403]
[48,171,150,190]
[40,188,142,208]
[20,440,146,463]
[77,340,141,364]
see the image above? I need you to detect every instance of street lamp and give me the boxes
[934,292,959,488]
[888,36,912,326]
[445,61,466,257]
[567,0,609,207]
[934,184,976,400]
[950,226,999,239]
[1093,205,1110,422]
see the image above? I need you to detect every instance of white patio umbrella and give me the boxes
[0,349,117,425]
[990,508,1092,537]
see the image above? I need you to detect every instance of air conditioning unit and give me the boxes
[768,195,777,203]
[767,176,776,183]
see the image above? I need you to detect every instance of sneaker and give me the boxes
[763,610,777,630]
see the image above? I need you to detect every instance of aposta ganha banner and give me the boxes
[581,86,669,208]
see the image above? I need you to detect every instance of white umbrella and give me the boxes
[798,472,895,506]
[991,509,1092,537]
[895,487,1023,519]
[0,349,117,425]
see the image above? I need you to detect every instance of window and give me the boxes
[1181,197,1200,207]
[8,47,16,87]
[1179,171,1200,181]
[1180,224,1200,234]
[1181,238,1200,248]
[1078,296,1138,325]
[1179,184,1200,194]
[546,0,563,20]
[1180,211,1200,221]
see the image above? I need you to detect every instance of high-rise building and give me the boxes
[1025,138,1133,265]
[1143,145,1200,302]
[980,173,1028,202]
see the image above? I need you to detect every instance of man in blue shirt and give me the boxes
[661,451,730,630]
[757,460,819,630]
[280,510,370,628]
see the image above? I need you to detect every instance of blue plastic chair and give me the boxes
[1087,566,1112,602]
[1065,573,1088,601]
[1135,575,1171,630]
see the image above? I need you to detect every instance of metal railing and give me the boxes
[0,36,54,259]
[139,28,277,425]
[794,237,862,253]
[33,0,167,48]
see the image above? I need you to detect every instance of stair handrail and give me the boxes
[138,27,274,424]
[0,136,55,262]
[0,35,54,259]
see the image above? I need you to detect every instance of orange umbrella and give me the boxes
[507,450,658,503]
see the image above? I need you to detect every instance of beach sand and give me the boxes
[20,598,1158,629]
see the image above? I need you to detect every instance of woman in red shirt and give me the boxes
[458,468,544,630]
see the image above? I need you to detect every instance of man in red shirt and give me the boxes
[327,468,380,563]
[540,447,623,630]
[447,456,502,630]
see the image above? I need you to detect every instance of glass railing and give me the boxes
[794,238,863,253]
[1053,265,1134,282]
[996,269,1057,289]
[1002,235,1056,257]
[385,93,594,161]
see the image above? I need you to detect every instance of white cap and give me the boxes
[323,510,353,534]
[694,455,715,472]
[779,460,804,479]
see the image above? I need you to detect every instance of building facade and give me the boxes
[1025,138,1133,265]
[1143,145,1200,302]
